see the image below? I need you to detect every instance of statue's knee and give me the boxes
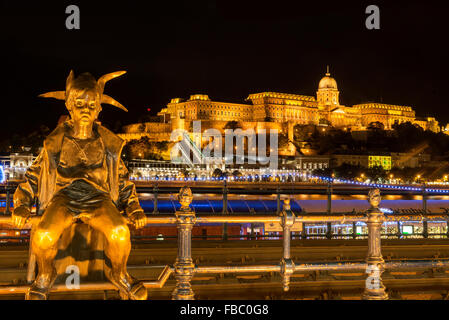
[108,224,130,245]
[32,227,59,250]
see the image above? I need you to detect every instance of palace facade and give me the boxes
[120,69,440,146]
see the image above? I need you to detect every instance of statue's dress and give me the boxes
[55,133,111,216]
[14,121,143,217]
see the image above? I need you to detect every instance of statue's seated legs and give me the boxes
[27,194,147,300]
[84,198,147,300]
[27,195,72,299]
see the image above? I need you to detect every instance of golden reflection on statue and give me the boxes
[11,70,148,300]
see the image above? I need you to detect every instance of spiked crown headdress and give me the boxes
[38,70,128,112]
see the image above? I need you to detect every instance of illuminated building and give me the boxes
[163,94,253,122]
[331,154,392,170]
[331,154,371,168]
[127,159,303,181]
[0,153,35,181]
[330,153,438,170]
[368,155,392,170]
[280,155,330,173]
[121,67,440,147]
[352,103,415,130]
[390,152,420,169]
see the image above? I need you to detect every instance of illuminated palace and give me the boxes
[120,68,440,148]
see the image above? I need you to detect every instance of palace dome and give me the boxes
[318,71,338,90]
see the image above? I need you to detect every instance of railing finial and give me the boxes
[368,188,381,210]
[178,186,193,211]
[283,198,291,211]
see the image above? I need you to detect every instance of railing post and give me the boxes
[153,183,159,214]
[326,181,332,239]
[5,183,11,215]
[327,181,332,214]
[423,219,428,239]
[326,222,332,240]
[302,222,307,239]
[422,183,427,213]
[248,208,255,240]
[446,218,449,239]
[422,184,429,238]
[222,179,228,215]
[222,180,228,241]
[250,222,254,240]
[172,186,196,300]
[362,188,388,300]
[352,221,357,239]
[276,185,281,214]
[279,199,295,291]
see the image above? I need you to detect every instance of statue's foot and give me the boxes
[108,271,148,300]
[25,285,49,300]
[127,281,147,300]
[25,268,56,300]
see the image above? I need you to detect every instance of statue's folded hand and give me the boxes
[12,206,31,229]
[129,211,147,230]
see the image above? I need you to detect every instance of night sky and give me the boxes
[2,0,449,140]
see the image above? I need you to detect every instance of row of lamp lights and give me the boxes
[130,171,449,194]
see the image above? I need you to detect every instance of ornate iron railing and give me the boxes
[0,187,449,299]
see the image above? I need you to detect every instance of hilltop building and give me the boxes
[119,68,440,156]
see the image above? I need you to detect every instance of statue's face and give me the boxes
[66,89,102,126]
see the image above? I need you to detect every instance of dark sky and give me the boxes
[2,0,449,139]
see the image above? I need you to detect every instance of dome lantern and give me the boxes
[317,66,340,107]
[318,65,338,90]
